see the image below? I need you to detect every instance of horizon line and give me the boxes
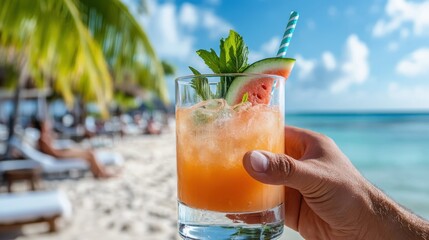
[286,110,429,115]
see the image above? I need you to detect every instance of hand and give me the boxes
[243,126,429,240]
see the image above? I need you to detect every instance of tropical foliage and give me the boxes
[0,0,168,116]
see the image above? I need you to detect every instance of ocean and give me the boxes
[285,112,429,220]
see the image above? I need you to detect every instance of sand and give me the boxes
[3,130,303,240]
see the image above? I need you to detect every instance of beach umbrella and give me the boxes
[0,0,168,157]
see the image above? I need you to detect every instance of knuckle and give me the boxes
[324,135,336,146]
[314,133,337,149]
[270,154,295,180]
[317,132,334,143]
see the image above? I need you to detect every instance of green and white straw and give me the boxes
[276,11,299,58]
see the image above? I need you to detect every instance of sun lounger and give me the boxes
[9,137,123,177]
[0,160,42,192]
[0,124,7,141]
[0,160,41,173]
[53,139,78,150]
[9,137,88,177]
[0,190,72,232]
[94,150,124,167]
[23,128,78,150]
[20,129,124,166]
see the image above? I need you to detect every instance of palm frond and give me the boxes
[0,0,169,117]
[78,0,169,102]
[0,0,113,116]
[161,60,176,76]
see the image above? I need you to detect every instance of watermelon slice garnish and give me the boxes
[225,57,295,105]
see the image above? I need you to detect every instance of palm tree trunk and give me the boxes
[4,61,28,158]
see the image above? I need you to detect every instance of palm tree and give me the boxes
[0,0,168,157]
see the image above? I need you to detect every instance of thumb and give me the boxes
[243,150,314,190]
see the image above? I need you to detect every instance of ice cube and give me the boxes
[214,107,235,125]
[192,99,228,125]
[232,101,252,113]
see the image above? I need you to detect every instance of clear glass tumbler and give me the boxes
[176,73,285,239]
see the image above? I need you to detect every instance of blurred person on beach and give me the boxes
[144,116,162,135]
[34,118,112,178]
[243,126,429,240]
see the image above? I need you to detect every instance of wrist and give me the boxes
[366,185,429,240]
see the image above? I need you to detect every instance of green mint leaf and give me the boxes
[233,36,249,72]
[219,38,228,72]
[189,66,212,101]
[241,92,249,103]
[189,66,201,75]
[196,49,220,73]
[189,29,249,99]
[219,30,249,73]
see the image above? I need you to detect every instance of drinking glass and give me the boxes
[176,73,285,239]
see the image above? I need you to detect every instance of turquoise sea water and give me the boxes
[286,113,429,220]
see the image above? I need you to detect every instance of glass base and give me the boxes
[178,201,284,240]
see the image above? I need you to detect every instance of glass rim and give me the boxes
[175,73,286,84]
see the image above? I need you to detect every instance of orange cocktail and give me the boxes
[176,73,287,240]
[176,28,294,239]
[177,103,284,212]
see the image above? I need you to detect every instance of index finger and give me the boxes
[284,125,330,160]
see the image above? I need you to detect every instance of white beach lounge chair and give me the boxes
[0,190,72,232]
[23,128,79,150]
[0,159,42,192]
[94,150,124,167]
[0,124,7,141]
[9,137,122,177]
[0,159,41,173]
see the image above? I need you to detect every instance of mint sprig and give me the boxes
[196,49,220,74]
[189,67,212,101]
[189,30,249,100]
[218,30,249,73]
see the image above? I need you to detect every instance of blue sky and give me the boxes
[126,0,429,112]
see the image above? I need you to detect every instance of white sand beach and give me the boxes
[2,130,303,240]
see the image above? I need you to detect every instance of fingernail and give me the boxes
[250,151,269,173]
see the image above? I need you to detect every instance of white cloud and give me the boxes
[388,82,429,104]
[396,48,429,77]
[248,37,280,63]
[201,11,231,39]
[331,35,369,93]
[179,4,232,40]
[146,2,194,60]
[286,82,429,112]
[261,37,280,55]
[179,3,198,30]
[322,51,336,71]
[373,0,429,37]
[248,52,264,65]
[373,19,401,37]
[388,82,399,92]
[132,0,232,61]
[291,35,369,93]
[294,54,316,80]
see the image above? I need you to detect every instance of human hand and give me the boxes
[243,126,429,240]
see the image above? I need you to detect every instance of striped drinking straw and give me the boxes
[276,11,299,58]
